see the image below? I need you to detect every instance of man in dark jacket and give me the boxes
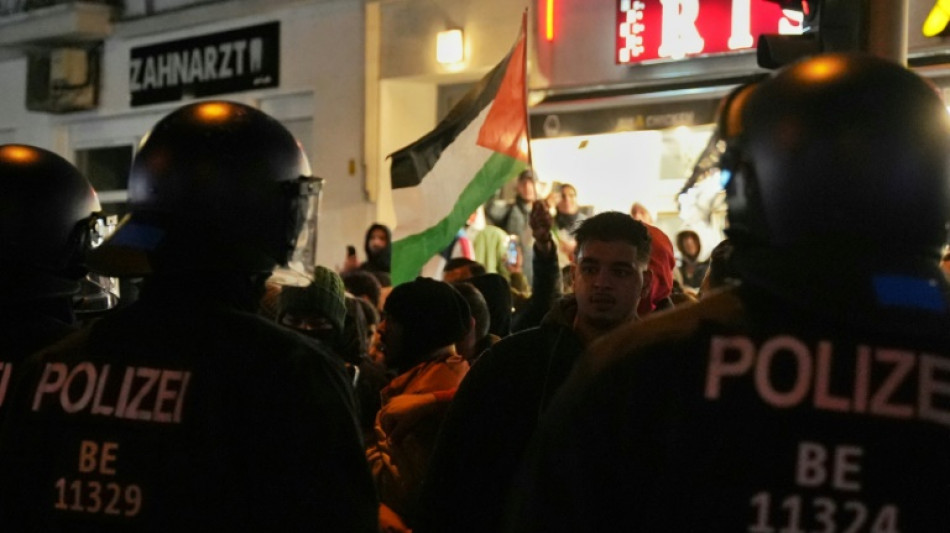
[0,102,377,532]
[487,169,539,283]
[509,53,950,532]
[415,211,652,533]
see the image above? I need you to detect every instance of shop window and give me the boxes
[660,126,715,181]
[75,145,133,218]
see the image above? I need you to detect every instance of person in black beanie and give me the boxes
[367,277,472,532]
[376,277,471,374]
[342,269,383,311]
[467,273,513,338]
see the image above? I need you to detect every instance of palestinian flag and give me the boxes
[388,15,530,285]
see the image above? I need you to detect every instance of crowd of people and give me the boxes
[1,51,950,532]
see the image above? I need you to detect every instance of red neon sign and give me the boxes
[617,0,803,64]
[545,0,555,41]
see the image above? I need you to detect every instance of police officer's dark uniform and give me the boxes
[0,102,378,532]
[507,54,950,532]
[0,145,102,415]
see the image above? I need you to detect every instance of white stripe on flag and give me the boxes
[392,104,493,241]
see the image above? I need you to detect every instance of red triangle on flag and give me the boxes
[477,24,529,163]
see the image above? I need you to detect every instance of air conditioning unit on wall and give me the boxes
[26,46,99,113]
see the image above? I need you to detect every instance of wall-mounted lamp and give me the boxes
[437,28,464,64]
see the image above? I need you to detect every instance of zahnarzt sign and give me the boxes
[130,22,279,107]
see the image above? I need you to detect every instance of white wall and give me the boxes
[378,0,529,80]
[0,57,56,147]
[376,79,437,231]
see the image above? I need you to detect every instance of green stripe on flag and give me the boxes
[391,152,528,285]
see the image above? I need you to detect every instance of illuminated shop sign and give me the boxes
[130,22,279,107]
[617,0,803,64]
[530,99,721,139]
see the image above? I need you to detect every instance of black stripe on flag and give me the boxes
[389,48,514,190]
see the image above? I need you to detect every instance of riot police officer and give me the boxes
[0,144,102,412]
[0,102,377,531]
[508,53,950,532]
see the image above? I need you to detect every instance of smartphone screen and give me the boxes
[506,238,518,266]
[346,245,357,257]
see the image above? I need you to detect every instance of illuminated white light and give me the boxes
[671,125,692,141]
[779,9,805,34]
[658,0,704,60]
[437,29,464,65]
[728,0,753,49]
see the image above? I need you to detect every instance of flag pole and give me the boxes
[522,9,534,169]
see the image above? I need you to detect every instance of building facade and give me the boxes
[0,0,370,269]
[370,0,950,249]
[2,0,950,266]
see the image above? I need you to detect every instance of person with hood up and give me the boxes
[675,228,709,291]
[638,224,677,315]
[360,223,392,276]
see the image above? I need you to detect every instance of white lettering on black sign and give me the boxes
[129,22,278,106]
[32,362,191,424]
[54,440,143,518]
[130,40,258,92]
[748,442,900,532]
[705,335,950,426]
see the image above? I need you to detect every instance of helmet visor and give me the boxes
[272,176,324,288]
[75,214,121,316]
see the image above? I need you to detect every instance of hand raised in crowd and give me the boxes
[529,200,555,255]
[341,247,360,273]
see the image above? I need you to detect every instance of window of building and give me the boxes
[75,145,133,218]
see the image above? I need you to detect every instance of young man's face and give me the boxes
[572,240,650,330]
[681,235,700,257]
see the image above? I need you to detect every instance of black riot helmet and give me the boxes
[89,101,322,277]
[0,144,102,299]
[718,53,950,256]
